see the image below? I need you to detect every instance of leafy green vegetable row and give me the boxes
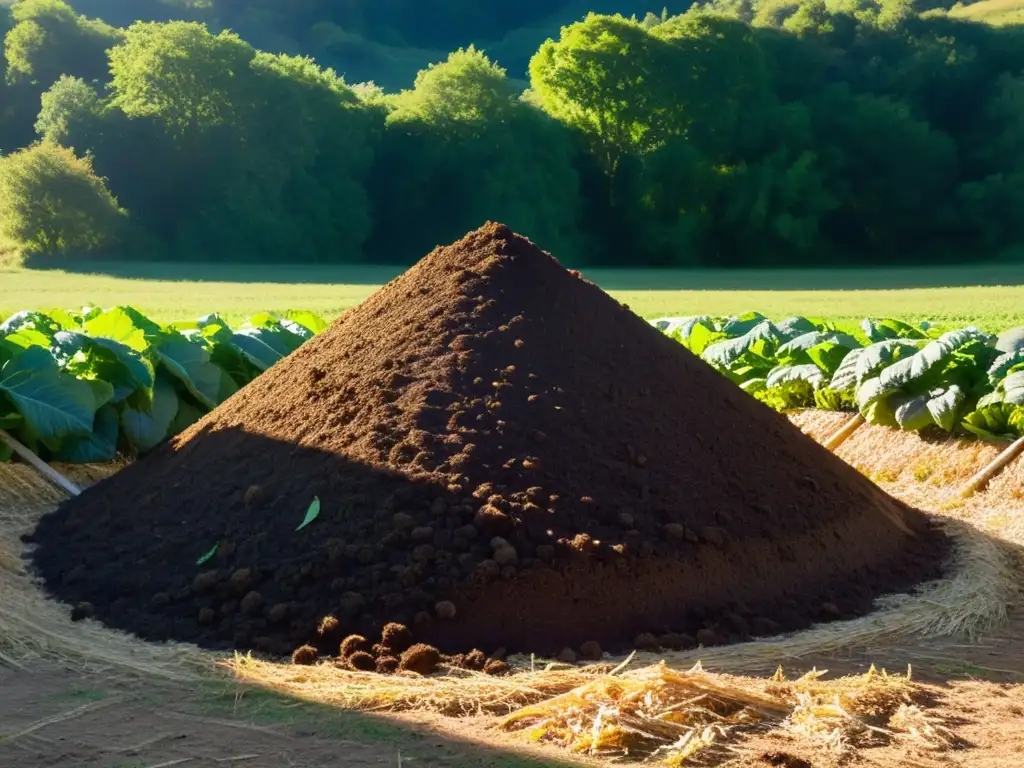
[653,313,1024,442]
[4,304,1022,466]
[0,306,328,463]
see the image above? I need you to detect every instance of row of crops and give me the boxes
[653,313,1024,441]
[0,307,327,463]
[3,305,1023,465]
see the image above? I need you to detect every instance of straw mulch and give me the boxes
[500,661,958,764]
[229,656,961,763]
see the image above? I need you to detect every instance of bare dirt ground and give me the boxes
[0,665,578,768]
[3,413,1024,767]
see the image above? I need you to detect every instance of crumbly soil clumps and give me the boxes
[30,223,948,659]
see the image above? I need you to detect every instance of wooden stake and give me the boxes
[959,435,1024,499]
[823,413,865,452]
[0,428,81,497]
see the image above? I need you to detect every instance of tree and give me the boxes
[650,10,773,158]
[103,22,380,261]
[108,21,255,140]
[528,15,685,175]
[811,86,959,255]
[369,48,585,263]
[35,75,104,145]
[388,45,516,127]
[0,141,126,256]
[0,5,13,150]
[3,0,120,86]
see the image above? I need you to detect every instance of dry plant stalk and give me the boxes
[227,653,617,716]
[501,662,958,764]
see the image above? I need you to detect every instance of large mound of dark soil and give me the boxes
[31,223,947,658]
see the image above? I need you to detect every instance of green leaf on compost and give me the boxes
[247,313,312,346]
[196,544,219,566]
[0,440,11,462]
[778,331,860,357]
[171,313,235,346]
[0,347,98,441]
[892,386,966,432]
[54,405,119,463]
[296,496,322,532]
[247,312,279,329]
[156,335,223,409]
[120,374,179,452]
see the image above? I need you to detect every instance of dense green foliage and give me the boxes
[4,0,1024,266]
[0,141,126,254]
[0,304,328,462]
[655,313,1024,439]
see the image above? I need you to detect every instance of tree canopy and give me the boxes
[2,0,1024,267]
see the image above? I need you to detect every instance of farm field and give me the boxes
[4,261,1024,329]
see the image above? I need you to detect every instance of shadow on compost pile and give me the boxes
[28,423,944,661]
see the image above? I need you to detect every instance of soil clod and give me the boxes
[400,643,441,675]
[291,645,317,666]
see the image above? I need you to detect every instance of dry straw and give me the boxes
[499,661,956,764]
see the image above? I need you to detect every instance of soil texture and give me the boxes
[30,223,947,658]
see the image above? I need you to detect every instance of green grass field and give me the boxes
[3,261,1024,331]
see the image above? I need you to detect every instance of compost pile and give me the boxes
[31,223,948,661]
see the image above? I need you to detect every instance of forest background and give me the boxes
[2,0,1023,269]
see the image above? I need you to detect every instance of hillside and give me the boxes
[65,0,690,87]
